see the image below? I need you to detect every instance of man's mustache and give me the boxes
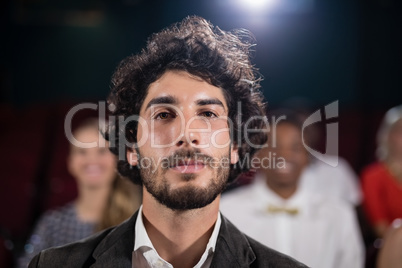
[161,149,214,169]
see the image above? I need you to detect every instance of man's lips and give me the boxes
[170,160,206,173]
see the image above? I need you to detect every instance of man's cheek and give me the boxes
[211,128,231,149]
[151,125,183,148]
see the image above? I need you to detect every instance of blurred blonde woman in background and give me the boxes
[17,118,142,267]
[361,105,402,268]
[361,105,402,238]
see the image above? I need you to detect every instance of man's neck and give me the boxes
[141,191,220,268]
[265,180,297,200]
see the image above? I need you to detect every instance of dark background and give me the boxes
[0,0,401,267]
[1,0,401,107]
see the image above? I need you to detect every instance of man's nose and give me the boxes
[175,116,206,148]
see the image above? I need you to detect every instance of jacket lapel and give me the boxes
[87,211,256,267]
[210,214,256,267]
[90,211,139,267]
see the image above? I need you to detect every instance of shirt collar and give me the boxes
[133,205,222,267]
[253,173,310,214]
[134,205,154,251]
[203,209,222,253]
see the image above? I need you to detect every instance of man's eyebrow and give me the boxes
[145,96,178,110]
[196,98,225,110]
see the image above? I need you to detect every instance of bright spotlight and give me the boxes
[236,0,278,12]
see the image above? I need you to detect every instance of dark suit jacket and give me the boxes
[29,211,307,267]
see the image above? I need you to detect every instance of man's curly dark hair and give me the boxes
[105,15,267,185]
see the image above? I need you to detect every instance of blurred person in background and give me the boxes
[361,105,402,238]
[284,98,362,206]
[376,218,402,268]
[220,111,364,268]
[300,153,362,206]
[232,100,362,206]
[17,118,142,267]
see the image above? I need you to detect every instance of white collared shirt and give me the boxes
[132,206,221,268]
[300,156,362,206]
[220,175,364,268]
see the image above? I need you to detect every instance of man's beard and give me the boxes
[138,148,231,211]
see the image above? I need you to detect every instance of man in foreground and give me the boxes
[29,16,306,267]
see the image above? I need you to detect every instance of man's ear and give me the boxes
[127,149,138,167]
[230,144,239,165]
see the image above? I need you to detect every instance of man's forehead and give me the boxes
[141,71,228,112]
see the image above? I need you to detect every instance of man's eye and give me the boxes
[156,112,171,120]
[201,111,217,118]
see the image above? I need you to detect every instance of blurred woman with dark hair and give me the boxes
[17,118,141,267]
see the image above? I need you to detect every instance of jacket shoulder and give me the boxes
[247,236,308,267]
[28,227,114,268]
[28,211,138,268]
[216,214,308,268]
